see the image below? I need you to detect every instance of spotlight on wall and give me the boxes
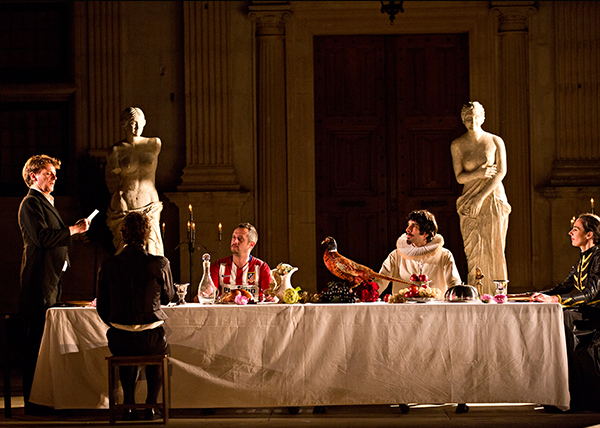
[380,1,404,25]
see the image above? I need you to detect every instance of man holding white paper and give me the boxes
[18,154,90,414]
[87,209,99,222]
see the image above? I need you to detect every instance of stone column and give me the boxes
[550,1,600,186]
[248,3,292,266]
[491,2,537,288]
[180,1,240,191]
[80,1,122,157]
[170,2,249,289]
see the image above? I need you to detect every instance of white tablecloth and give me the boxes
[30,302,570,410]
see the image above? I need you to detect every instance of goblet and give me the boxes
[175,283,190,305]
[493,279,509,295]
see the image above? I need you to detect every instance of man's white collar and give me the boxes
[31,186,54,205]
[396,233,444,261]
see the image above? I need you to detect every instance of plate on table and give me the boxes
[404,297,437,303]
[216,300,261,305]
[60,301,93,307]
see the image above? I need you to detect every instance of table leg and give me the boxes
[1,314,12,418]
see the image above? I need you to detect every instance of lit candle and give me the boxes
[592,198,595,215]
[161,222,165,240]
[571,216,576,227]
[189,204,193,222]
[187,221,191,240]
[218,223,222,241]
[192,222,196,241]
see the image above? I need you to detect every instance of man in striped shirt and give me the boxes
[210,222,272,302]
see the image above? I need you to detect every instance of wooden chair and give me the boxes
[106,354,169,425]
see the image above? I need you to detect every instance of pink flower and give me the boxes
[234,294,249,305]
[480,294,493,303]
[493,294,508,304]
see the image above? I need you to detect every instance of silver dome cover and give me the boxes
[444,284,480,302]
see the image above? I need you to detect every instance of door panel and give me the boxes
[393,34,469,280]
[315,34,469,290]
[315,36,387,287]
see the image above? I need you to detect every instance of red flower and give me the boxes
[355,281,379,302]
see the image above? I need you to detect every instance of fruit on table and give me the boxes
[392,286,442,301]
[400,285,419,298]
[410,274,419,282]
[418,274,428,282]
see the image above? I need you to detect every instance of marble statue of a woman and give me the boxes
[105,107,164,256]
[450,101,511,293]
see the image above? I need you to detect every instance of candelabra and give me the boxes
[187,205,195,287]
[173,205,222,291]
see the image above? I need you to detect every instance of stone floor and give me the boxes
[2,399,600,428]
[2,359,600,427]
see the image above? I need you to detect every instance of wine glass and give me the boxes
[175,283,189,305]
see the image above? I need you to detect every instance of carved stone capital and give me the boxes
[550,160,600,187]
[247,2,292,36]
[490,2,537,32]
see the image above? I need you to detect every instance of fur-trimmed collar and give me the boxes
[396,233,444,261]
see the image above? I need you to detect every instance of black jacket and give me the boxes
[97,244,175,326]
[18,189,72,315]
[543,245,600,307]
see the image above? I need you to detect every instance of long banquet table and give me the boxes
[30,301,570,410]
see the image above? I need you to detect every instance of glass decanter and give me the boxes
[197,253,216,304]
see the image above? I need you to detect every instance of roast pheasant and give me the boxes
[321,236,412,288]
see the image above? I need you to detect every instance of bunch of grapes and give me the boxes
[319,281,358,303]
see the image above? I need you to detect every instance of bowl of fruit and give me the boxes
[410,273,431,288]
[400,274,439,301]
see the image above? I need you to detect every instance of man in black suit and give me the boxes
[97,212,174,421]
[18,154,90,413]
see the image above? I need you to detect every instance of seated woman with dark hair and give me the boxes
[531,213,600,412]
[96,212,175,420]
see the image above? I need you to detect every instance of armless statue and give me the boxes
[450,102,511,293]
[106,107,164,256]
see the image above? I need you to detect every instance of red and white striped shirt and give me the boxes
[210,255,272,301]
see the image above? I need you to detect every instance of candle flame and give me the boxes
[218,223,222,231]
[189,204,192,211]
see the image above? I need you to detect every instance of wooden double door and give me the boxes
[315,34,469,290]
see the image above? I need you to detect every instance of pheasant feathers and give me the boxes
[321,236,411,287]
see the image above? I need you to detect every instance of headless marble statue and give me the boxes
[105,107,164,256]
[450,102,511,294]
